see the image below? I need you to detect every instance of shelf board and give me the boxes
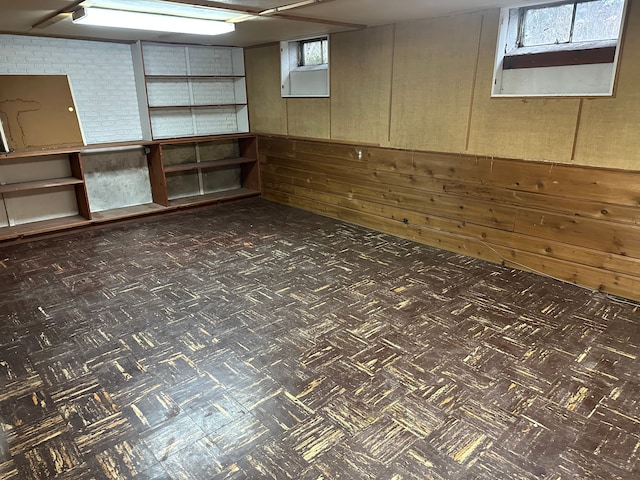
[0,215,90,241]
[0,177,83,194]
[152,132,251,142]
[168,188,260,207]
[149,104,246,110]
[145,75,243,79]
[163,157,255,174]
[0,148,82,160]
[0,134,257,159]
[91,203,167,223]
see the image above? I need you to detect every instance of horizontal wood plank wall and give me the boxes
[258,135,640,302]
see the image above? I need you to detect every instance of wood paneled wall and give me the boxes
[246,2,640,170]
[246,3,640,300]
[259,135,640,301]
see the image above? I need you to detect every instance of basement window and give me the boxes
[281,36,330,97]
[298,38,329,67]
[492,0,628,96]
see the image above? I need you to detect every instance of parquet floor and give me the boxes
[0,198,638,479]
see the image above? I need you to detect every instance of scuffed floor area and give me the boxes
[0,198,638,479]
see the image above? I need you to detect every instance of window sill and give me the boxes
[503,40,616,69]
[293,64,328,73]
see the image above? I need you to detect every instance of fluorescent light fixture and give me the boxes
[227,14,256,24]
[260,0,318,16]
[85,0,238,21]
[72,7,235,35]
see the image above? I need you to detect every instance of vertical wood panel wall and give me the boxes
[246,3,640,170]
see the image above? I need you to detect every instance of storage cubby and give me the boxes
[0,152,90,240]
[148,134,260,207]
[82,147,165,222]
[134,42,249,140]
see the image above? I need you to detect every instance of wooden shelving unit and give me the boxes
[0,42,256,242]
[147,135,260,208]
[0,134,260,242]
[134,43,249,140]
[0,151,91,241]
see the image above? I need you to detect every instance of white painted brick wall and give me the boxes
[191,79,236,105]
[150,110,195,139]
[150,107,238,138]
[146,79,191,106]
[194,107,238,135]
[142,44,188,75]
[142,43,242,137]
[0,34,143,144]
[188,47,234,75]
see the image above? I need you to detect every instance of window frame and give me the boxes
[280,35,330,98]
[297,37,329,68]
[518,1,576,48]
[491,0,628,97]
[507,0,625,68]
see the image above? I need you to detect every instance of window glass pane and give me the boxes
[302,40,324,66]
[573,0,625,42]
[322,39,328,64]
[522,3,573,46]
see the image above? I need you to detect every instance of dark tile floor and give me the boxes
[0,198,638,479]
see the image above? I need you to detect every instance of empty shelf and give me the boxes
[0,215,90,241]
[168,188,260,207]
[91,203,167,223]
[0,177,83,194]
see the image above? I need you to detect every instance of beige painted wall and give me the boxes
[390,13,482,153]
[246,1,640,170]
[331,25,394,144]
[245,46,287,135]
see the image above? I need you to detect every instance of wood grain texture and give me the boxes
[572,0,640,169]
[146,144,169,207]
[1,198,639,479]
[239,136,261,191]
[0,75,84,152]
[389,13,483,152]
[330,25,394,145]
[466,11,581,162]
[244,45,288,135]
[259,135,640,301]
[286,98,330,139]
[69,153,91,220]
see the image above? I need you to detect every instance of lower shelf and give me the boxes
[0,215,91,241]
[0,192,262,242]
[168,188,260,207]
[91,203,166,223]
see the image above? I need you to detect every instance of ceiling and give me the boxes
[0,0,548,47]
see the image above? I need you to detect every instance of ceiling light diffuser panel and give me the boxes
[81,0,240,20]
[72,7,235,35]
